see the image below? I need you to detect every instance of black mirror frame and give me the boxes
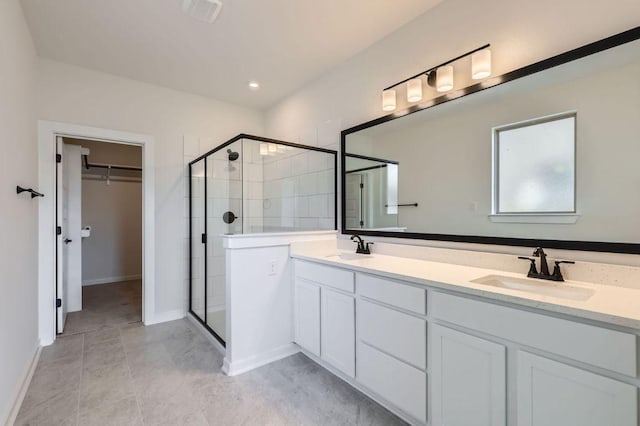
[340,26,640,255]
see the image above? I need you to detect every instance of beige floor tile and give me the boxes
[77,396,142,426]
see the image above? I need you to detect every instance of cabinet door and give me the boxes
[517,351,637,426]
[294,279,320,356]
[321,288,355,377]
[431,324,506,426]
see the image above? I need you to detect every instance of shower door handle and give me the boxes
[64,238,72,244]
[201,233,207,244]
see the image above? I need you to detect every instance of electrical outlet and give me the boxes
[268,260,277,276]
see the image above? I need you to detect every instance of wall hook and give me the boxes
[16,186,44,198]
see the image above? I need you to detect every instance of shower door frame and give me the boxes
[188,134,338,346]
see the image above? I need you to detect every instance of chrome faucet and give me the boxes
[350,235,373,254]
[518,247,575,282]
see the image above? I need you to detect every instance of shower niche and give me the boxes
[189,135,337,345]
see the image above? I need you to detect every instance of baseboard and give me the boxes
[3,344,42,426]
[82,274,142,286]
[187,313,225,356]
[144,309,185,325]
[222,343,300,376]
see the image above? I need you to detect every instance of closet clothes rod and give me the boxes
[84,161,142,172]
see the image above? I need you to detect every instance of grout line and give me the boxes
[119,326,145,425]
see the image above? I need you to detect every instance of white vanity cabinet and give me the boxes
[431,324,506,426]
[431,291,638,426]
[517,351,637,426]
[293,260,356,377]
[321,288,355,377]
[294,279,321,356]
[357,274,427,423]
[292,256,639,426]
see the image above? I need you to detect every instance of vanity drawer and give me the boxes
[295,260,354,293]
[359,299,426,369]
[357,342,427,423]
[431,292,637,377]
[358,273,426,314]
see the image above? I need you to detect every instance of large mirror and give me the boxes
[342,29,640,253]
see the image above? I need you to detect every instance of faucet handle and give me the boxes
[364,242,374,254]
[518,256,538,276]
[552,260,575,281]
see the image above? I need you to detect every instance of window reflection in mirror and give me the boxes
[493,112,576,214]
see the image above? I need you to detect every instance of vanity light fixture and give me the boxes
[268,143,278,155]
[259,143,268,156]
[381,44,491,111]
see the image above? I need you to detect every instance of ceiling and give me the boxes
[21,0,443,109]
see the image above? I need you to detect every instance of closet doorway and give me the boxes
[56,137,143,335]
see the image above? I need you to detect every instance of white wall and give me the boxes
[0,0,38,423]
[37,59,264,316]
[265,0,640,263]
[81,178,143,285]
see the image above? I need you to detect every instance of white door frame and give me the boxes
[38,121,155,346]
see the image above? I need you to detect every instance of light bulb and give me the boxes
[382,89,397,111]
[259,143,268,156]
[406,78,423,103]
[268,143,277,155]
[472,49,492,79]
[436,66,454,92]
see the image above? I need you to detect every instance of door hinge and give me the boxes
[56,298,62,308]
[359,183,364,189]
[360,220,364,226]
[56,154,62,163]
[56,226,62,235]
[201,233,207,244]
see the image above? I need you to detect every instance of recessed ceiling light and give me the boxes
[248,81,260,90]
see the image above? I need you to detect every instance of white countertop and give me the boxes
[291,249,640,330]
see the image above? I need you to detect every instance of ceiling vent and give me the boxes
[181,0,223,23]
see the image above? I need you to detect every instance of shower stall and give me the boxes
[189,135,337,345]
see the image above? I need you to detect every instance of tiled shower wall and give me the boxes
[262,147,335,231]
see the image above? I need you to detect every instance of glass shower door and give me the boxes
[189,159,206,323]
[205,142,243,342]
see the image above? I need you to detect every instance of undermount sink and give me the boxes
[471,274,594,301]
[325,252,375,261]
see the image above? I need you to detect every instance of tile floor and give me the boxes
[16,319,406,425]
[62,280,142,336]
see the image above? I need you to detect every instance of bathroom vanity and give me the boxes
[290,249,639,426]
